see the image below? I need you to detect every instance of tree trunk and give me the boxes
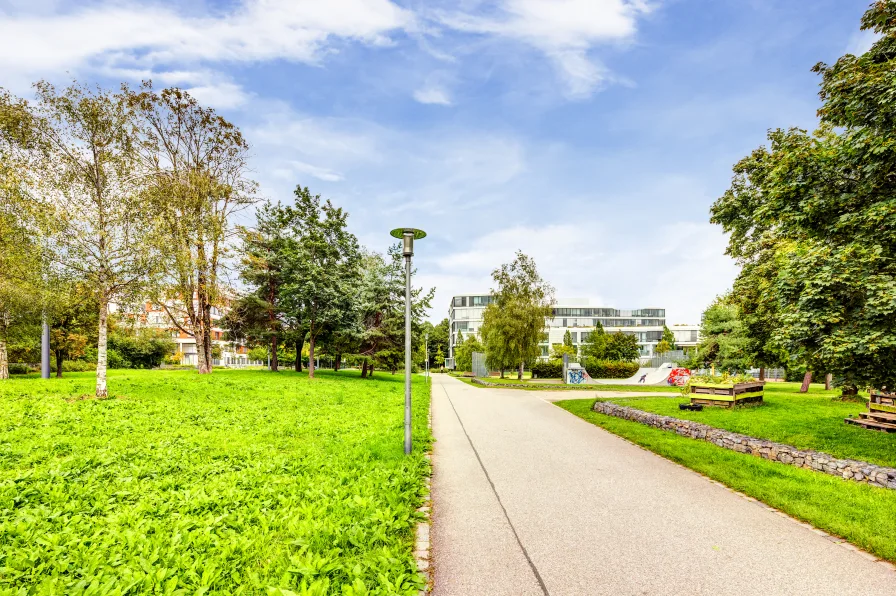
[295,339,302,372]
[55,349,64,378]
[799,371,812,393]
[369,363,374,378]
[518,362,524,381]
[841,384,858,398]
[825,373,832,390]
[96,298,108,398]
[334,354,341,372]
[500,367,505,379]
[195,330,208,374]
[758,367,765,381]
[0,334,8,380]
[308,335,316,379]
[361,358,368,378]
[270,334,279,372]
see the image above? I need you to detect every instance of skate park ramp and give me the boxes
[588,362,675,386]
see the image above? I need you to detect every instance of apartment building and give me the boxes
[115,299,251,366]
[447,294,668,367]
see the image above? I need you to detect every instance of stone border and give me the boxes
[592,401,896,490]
[413,379,434,595]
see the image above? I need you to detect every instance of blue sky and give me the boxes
[0,0,877,323]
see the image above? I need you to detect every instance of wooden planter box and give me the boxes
[690,381,765,408]
[844,390,896,432]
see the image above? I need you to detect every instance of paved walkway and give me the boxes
[430,374,895,595]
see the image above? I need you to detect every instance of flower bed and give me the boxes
[689,380,765,408]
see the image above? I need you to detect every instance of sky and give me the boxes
[0,0,878,324]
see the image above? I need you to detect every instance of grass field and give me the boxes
[557,399,896,563]
[606,382,896,468]
[0,369,431,595]
[452,376,678,393]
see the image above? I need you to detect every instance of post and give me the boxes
[425,333,429,379]
[41,315,50,379]
[404,247,412,455]
[391,227,426,456]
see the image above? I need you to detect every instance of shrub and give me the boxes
[584,359,640,379]
[248,346,268,362]
[108,330,175,369]
[7,363,30,375]
[531,359,562,378]
[49,360,95,373]
[106,348,129,369]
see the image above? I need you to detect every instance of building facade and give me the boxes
[113,299,254,367]
[447,294,670,366]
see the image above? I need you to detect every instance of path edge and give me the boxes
[414,375,434,595]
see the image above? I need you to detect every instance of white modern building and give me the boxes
[446,294,671,367]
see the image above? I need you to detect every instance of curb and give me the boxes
[414,376,434,595]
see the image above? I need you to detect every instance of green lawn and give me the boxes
[455,376,678,393]
[606,382,896,468]
[0,368,431,595]
[557,399,896,563]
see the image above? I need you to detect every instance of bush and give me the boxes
[7,363,30,375]
[106,348,129,369]
[584,359,640,379]
[531,359,562,378]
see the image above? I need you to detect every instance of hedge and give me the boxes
[530,359,640,379]
[584,359,640,379]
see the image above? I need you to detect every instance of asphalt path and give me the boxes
[430,374,896,595]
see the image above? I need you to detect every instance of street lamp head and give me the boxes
[390,227,426,257]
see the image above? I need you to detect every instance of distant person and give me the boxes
[639,374,647,383]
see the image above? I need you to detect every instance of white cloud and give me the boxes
[433,0,651,98]
[423,220,736,326]
[0,0,413,79]
[280,160,344,183]
[413,86,452,105]
[184,81,252,110]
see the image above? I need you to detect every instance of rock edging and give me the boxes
[592,401,896,491]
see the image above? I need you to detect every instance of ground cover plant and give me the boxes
[556,399,896,563]
[605,382,896,467]
[0,369,431,595]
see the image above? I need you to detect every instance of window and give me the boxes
[580,332,591,343]
[571,332,578,343]
[472,296,492,306]
[453,296,467,307]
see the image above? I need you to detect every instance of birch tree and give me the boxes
[5,82,156,396]
[129,83,257,374]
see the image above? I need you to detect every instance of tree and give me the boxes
[481,251,554,380]
[129,82,257,374]
[281,186,361,379]
[49,282,97,377]
[455,334,484,373]
[661,325,675,349]
[230,201,295,372]
[694,297,749,372]
[604,332,642,362]
[428,318,450,368]
[550,343,576,360]
[654,339,672,357]
[5,82,157,397]
[711,2,896,395]
[581,322,607,360]
[434,346,445,370]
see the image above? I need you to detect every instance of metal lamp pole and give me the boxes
[391,227,426,455]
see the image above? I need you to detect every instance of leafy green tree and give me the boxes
[694,297,749,372]
[550,343,576,360]
[581,322,607,360]
[130,83,257,375]
[481,251,554,380]
[604,332,642,362]
[654,339,672,357]
[49,282,98,377]
[711,2,896,394]
[281,186,361,380]
[434,346,445,370]
[5,82,159,397]
[455,334,484,373]
[661,325,675,349]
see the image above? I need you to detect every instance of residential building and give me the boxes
[669,324,701,352]
[112,298,253,366]
[446,294,667,367]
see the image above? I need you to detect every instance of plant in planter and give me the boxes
[684,372,765,408]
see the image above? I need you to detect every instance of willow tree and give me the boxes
[482,251,554,380]
[129,83,257,374]
[3,82,157,396]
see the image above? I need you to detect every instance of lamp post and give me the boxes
[390,227,426,455]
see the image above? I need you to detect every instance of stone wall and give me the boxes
[592,401,896,491]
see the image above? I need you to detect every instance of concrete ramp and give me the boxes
[590,362,675,386]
